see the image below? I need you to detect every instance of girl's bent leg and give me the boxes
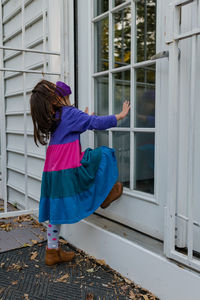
[47,223,61,249]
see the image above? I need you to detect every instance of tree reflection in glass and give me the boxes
[95,18,109,72]
[136,0,156,62]
[114,7,131,68]
[94,0,109,17]
[114,0,126,7]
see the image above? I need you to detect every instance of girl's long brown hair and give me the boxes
[30,80,71,146]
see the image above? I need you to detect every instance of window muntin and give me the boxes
[92,0,156,196]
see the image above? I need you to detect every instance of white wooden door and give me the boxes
[77,0,169,240]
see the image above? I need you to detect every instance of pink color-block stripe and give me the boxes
[44,139,85,172]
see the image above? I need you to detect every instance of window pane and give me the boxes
[136,0,156,62]
[113,132,130,187]
[94,75,109,115]
[113,70,130,127]
[94,131,109,147]
[95,18,109,72]
[134,132,154,194]
[113,7,131,68]
[94,0,109,17]
[135,65,155,128]
[113,0,126,7]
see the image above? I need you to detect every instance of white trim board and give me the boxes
[60,214,200,300]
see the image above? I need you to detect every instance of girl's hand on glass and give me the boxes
[84,107,95,115]
[115,100,131,121]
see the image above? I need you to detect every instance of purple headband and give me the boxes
[56,81,72,97]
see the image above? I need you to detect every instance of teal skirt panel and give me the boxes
[39,146,118,224]
[41,147,102,199]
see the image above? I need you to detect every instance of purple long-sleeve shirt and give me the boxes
[50,106,117,145]
[44,106,117,172]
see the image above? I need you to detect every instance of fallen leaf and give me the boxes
[120,285,129,292]
[59,238,68,244]
[86,293,94,300]
[38,235,44,241]
[22,243,31,248]
[12,281,18,285]
[86,268,94,273]
[96,259,106,266]
[56,273,69,282]
[124,277,133,285]
[35,265,40,268]
[7,263,22,271]
[24,294,30,300]
[129,290,136,300]
[143,296,150,300]
[0,263,5,268]
[30,251,38,260]
[30,239,38,245]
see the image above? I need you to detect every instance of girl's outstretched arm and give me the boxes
[62,101,131,133]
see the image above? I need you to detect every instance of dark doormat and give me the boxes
[0,240,159,300]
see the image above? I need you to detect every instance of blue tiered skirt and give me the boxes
[39,146,118,224]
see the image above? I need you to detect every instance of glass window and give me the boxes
[94,0,109,17]
[94,131,109,147]
[95,17,109,72]
[113,70,130,127]
[135,65,155,128]
[134,132,155,194]
[94,75,109,116]
[93,0,157,196]
[113,132,130,188]
[136,0,156,62]
[113,0,126,7]
[114,7,131,68]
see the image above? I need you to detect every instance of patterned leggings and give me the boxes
[47,223,61,249]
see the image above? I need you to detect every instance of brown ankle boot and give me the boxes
[45,247,75,266]
[101,182,123,209]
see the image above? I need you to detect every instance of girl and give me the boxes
[30,80,130,266]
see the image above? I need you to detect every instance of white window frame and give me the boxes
[89,0,159,205]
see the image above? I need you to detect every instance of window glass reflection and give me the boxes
[113,70,130,127]
[113,132,130,187]
[114,0,126,7]
[95,18,109,72]
[94,131,109,147]
[94,75,109,115]
[114,7,131,68]
[136,0,156,62]
[135,66,155,128]
[134,132,154,194]
[94,0,109,17]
